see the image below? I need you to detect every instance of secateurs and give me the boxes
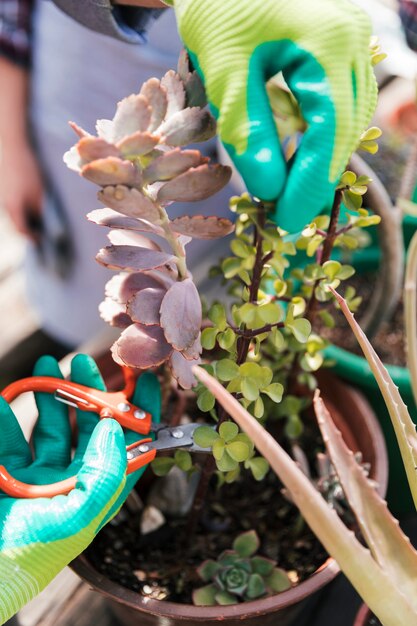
[0,368,208,499]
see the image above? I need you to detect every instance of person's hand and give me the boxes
[0,354,161,624]
[0,140,44,241]
[164,0,378,232]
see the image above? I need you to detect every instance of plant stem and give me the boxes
[157,203,188,279]
[232,321,285,337]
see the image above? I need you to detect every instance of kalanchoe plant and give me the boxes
[64,53,233,388]
[193,530,291,606]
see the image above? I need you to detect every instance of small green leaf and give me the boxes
[208,303,227,330]
[216,450,238,472]
[339,170,356,187]
[201,327,219,350]
[219,421,239,442]
[361,126,382,141]
[193,425,219,448]
[218,328,236,350]
[174,450,192,472]
[233,530,260,557]
[212,437,226,460]
[222,257,241,278]
[215,591,236,606]
[246,574,266,599]
[336,265,355,280]
[193,584,218,606]
[285,414,303,439]
[241,378,260,402]
[216,359,240,382]
[197,389,216,412]
[322,260,341,281]
[227,441,250,462]
[266,568,292,592]
[251,557,275,577]
[239,303,257,324]
[257,302,283,324]
[246,457,269,481]
[197,560,220,582]
[263,383,284,403]
[288,318,311,343]
[151,456,175,476]
[253,396,264,419]
[318,309,335,328]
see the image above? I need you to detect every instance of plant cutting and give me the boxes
[65,54,387,625]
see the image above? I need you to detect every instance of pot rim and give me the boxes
[354,603,372,626]
[72,371,388,620]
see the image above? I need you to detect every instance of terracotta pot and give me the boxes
[353,604,373,626]
[71,369,388,626]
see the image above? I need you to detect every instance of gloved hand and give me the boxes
[0,354,161,624]
[164,0,377,232]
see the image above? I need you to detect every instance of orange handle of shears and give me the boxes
[0,368,156,498]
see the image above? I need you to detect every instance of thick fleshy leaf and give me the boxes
[111,94,151,142]
[63,146,83,172]
[96,119,113,141]
[96,245,175,272]
[160,278,201,350]
[177,49,191,82]
[107,230,161,249]
[161,70,185,118]
[77,137,121,162]
[143,149,207,184]
[127,287,166,325]
[159,108,216,147]
[99,298,132,328]
[112,323,172,368]
[117,131,160,157]
[105,271,165,304]
[140,78,168,131]
[69,121,90,138]
[182,334,202,360]
[169,351,199,389]
[171,215,235,240]
[98,185,160,221]
[184,72,207,108]
[82,157,140,187]
[87,208,164,236]
[157,164,232,203]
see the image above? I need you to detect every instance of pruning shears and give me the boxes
[0,368,207,499]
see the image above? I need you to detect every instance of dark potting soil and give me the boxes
[86,427,328,604]
[323,271,406,367]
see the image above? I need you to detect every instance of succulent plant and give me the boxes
[64,53,232,388]
[193,530,291,606]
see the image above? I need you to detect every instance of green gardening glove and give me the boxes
[0,354,161,624]
[164,0,377,232]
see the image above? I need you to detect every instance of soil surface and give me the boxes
[322,272,406,367]
[86,422,329,604]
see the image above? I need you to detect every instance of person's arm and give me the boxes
[0,0,43,240]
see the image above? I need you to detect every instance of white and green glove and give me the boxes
[164,0,377,231]
[0,354,160,624]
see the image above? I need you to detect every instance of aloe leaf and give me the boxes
[143,149,207,184]
[127,287,166,325]
[98,298,132,328]
[169,351,199,389]
[117,131,160,157]
[158,108,216,147]
[171,215,234,240]
[314,392,417,609]
[98,185,160,222]
[331,288,417,510]
[87,208,164,236]
[160,278,202,351]
[192,366,417,626]
[96,245,175,272]
[404,231,417,417]
[157,164,232,203]
[111,94,151,142]
[112,323,172,368]
[161,70,186,117]
[139,78,168,131]
[81,157,140,187]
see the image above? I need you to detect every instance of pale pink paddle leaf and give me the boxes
[177,49,191,82]
[107,230,161,250]
[157,164,232,203]
[143,149,207,184]
[117,131,160,157]
[139,78,168,131]
[105,272,165,304]
[99,298,132,328]
[111,94,152,142]
[159,108,216,147]
[161,70,186,118]
[112,323,172,368]
[87,208,164,236]
[182,334,202,360]
[169,351,200,389]
[77,137,121,162]
[96,245,175,272]
[63,146,83,173]
[96,119,114,141]
[171,215,235,239]
[98,185,160,221]
[160,278,202,351]
[127,287,166,325]
[82,157,140,187]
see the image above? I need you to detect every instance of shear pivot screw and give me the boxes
[127,451,134,460]
[172,429,184,439]
[117,402,131,413]
[134,409,146,420]
[138,444,150,453]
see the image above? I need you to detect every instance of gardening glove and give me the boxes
[0,354,161,624]
[164,0,378,232]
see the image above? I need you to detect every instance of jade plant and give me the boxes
[193,530,291,606]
